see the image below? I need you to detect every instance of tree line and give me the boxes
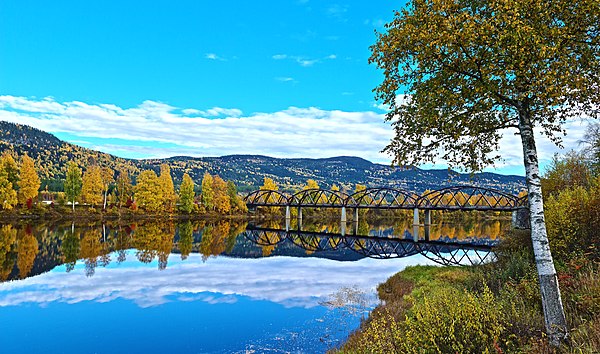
[0,152,247,215]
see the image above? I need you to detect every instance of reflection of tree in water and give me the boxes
[0,225,17,280]
[178,221,193,260]
[132,223,173,269]
[61,228,80,272]
[80,230,101,277]
[17,228,38,279]
[199,221,231,261]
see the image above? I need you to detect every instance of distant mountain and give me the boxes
[0,121,525,193]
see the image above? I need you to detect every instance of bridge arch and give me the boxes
[290,188,349,207]
[417,185,519,211]
[244,189,290,206]
[347,187,419,209]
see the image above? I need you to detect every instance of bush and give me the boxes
[347,286,504,354]
[544,180,600,261]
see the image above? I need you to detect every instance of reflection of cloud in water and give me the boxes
[0,253,436,308]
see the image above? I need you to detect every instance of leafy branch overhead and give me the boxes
[370,0,600,171]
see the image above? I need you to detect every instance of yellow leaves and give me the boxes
[17,154,40,204]
[81,165,103,206]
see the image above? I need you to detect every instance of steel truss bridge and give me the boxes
[244,186,530,227]
[243,226,496,266]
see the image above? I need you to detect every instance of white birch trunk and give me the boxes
[518,111,568,346]
[103,189,108,210]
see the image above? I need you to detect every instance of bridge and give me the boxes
[243,225,496,266]
[244,186,530,229]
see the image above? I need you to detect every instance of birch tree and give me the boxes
[64,162,83,211]
[370,0,599,345]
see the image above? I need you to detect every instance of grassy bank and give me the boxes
[335,152,600,353]
[334,229,600,353]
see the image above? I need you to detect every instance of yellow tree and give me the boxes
[17,154,40,205]
[0,169,17,210]
[115,168,133,208]
[1,153,19,190]
[201,173,214,211]
[159,164,176,212]
[260,177,278,191]
[101,167,114,210]
[135,170,163,212]
[81,166,103,207]
[17,230,38,279]
[213,175,231,214]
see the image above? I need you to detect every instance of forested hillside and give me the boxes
[0,121,525,193]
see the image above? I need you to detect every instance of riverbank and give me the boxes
[0,205,255,222]
[333,229,600,353]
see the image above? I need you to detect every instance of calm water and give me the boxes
[0,218,509,353]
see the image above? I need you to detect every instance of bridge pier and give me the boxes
[511,208,530,230]
[285,206,291,220]
[341,207,347,223]
[341,221,346,236]
[413,208,420,242]
[354,208,359,222]
[298,207,303,221]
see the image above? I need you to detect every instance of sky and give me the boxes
[0,0,591,175]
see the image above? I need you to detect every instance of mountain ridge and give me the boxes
[0,121,525,193]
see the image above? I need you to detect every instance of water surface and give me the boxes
[0,218,508,353]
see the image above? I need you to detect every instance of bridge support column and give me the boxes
[285,206,291,220]
[354,208,359,222]
[424,210,431,226]
[298,207,303,221]
[413,208,420,242]
[341,207,347,223]
[341,221,346,236]
[511,208,530,230]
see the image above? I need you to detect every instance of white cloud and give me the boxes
[0,95,590,172]
[271,54,337,67]
[272,54,288,60]
[205,53,226,61]
[275,77,296,83]
[0,254,435,308]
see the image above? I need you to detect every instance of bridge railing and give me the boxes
[244,185,527,212]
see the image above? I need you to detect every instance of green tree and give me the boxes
[178,221,193,260]
[227,180,247,213]
[64,162,83,211]
[201,173,214,211]
[81,166,103,207]
[178,173,195,213]
[17,154,40,205]
[135,170,163,212]
[159,164,176,212]
[370,0,600,344]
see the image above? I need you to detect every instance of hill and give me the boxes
[0,121,525,193]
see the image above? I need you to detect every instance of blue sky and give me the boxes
[0,0,587,175]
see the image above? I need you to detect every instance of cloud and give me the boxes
[275,77,296,83]
[271,54,337,67]
[0,95,394,163]
[0,254,435,309]
[0,95,590,172]
[204,53,226,61]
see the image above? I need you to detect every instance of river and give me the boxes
[0,218,509,353]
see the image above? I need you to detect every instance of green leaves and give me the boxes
[371,0,600,171]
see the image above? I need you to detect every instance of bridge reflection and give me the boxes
[244,225,497,266]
